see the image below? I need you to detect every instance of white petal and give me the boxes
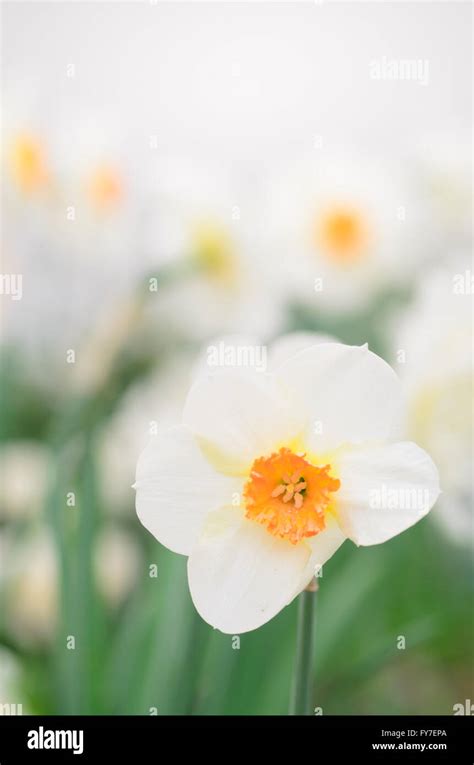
[135,425,240,555]
[296,515,347,593]
[183,370,303,473]
[335,441,440,546]
[268,331,338,371]
[276,343,402,453]
[188,506,311,633]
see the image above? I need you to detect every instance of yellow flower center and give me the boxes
[243,448,340,545]
[87,164,123,212]
[191,221,237,285]
[315,205,370,264]
[9,134,48,193]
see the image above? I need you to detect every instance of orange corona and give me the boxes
[88,164,123,211]
[316,205,370,263]
[244,447,340,545]
[10,134,48,193]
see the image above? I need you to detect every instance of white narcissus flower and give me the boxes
[2,115,147,389]
[414,135,472,253]
[394,266,472,545]
[1,86,51,199]
[144,157,280,340]
[134,338,440,634]
[262,154,422,314]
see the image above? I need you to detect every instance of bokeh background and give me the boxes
[0,1,472,715]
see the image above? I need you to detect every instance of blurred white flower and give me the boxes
[145,157,280,339]
[394,265,472,544]
[414,135,472,254]
[98,353,193,511]
[135,337,439,633]
[55,117,145,258]
[2,118,150,387]
[1,85,54,205]
[0,647,28,713]
[3,530,58,646]
[262,153,422,314]
[94,526,141,608]
[0,441,51,520]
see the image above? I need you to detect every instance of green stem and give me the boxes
[289,587,317,715]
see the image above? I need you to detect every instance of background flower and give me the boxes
[261,153,424,314]
[142,156,281,341]
[394,265,473,544]
[0,441,51,520]
[1,530,58,648]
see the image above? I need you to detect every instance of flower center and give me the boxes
[314,205,370,264]
[87,164,123,212]
[191,221,237,285]
[9,134,48,193]
[243,448,340,545]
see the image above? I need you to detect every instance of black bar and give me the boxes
[0,715,472,762]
